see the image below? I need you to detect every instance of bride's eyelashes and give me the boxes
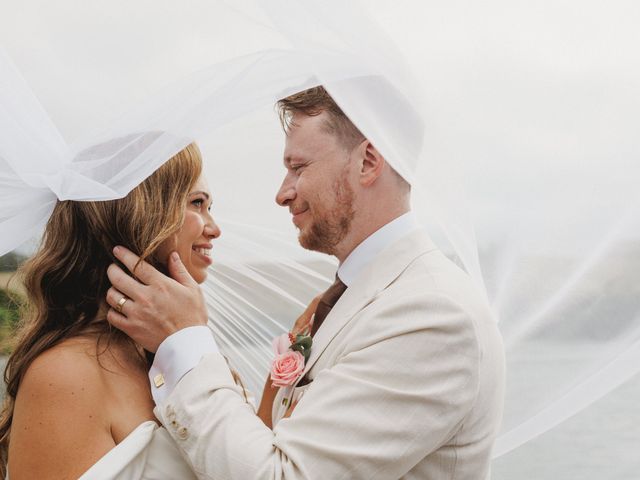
[190,196,212,212]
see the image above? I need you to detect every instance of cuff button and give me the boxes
[153,373,165,388]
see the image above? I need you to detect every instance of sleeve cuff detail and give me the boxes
[148,325,218,404]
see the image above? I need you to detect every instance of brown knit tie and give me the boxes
[311,275,348,336]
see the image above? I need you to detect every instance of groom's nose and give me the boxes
[276,174,296,206]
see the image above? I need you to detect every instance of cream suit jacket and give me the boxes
[156,230,505,479]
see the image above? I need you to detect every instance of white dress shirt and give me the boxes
[148,211,420,404]
[337,211,420,287]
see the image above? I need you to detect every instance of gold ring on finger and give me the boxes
[116,296,129,313]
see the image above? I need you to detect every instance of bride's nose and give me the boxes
[204,218,221,239]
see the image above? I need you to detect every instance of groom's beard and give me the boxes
[299,175,355,256]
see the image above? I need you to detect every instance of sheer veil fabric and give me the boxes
[1,0,638,475]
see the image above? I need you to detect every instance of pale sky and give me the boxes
[1,0,638,253]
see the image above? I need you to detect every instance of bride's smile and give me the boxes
[158,174,221,284]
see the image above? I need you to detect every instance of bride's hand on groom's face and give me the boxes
[105,246,208,352]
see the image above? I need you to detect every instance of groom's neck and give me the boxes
[334,206,411,263]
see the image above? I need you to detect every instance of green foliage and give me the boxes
[0,288,22,355]
[291,334,313,362]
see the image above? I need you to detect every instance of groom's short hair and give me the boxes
[277,86,365,150]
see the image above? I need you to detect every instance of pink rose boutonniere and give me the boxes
[270,332,313,388]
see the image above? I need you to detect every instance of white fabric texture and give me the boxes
[0,0,638,475]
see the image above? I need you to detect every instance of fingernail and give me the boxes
[171,252,179,262]
[113,246,120,255]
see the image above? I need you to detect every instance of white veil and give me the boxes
[1,0,638,476]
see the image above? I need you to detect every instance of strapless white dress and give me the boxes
[78,421,197,479]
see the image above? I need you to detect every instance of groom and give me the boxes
[107,86,505,479]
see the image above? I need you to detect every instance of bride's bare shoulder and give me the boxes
[18,337,109,399]
[16,335,152,416]
[9,336,155,478]
[9,337,119,479]
[12,336,138,433]
[17,336,135,391]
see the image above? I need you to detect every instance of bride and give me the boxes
[0,143,216,479]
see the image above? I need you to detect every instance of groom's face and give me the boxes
[276,112,356,256]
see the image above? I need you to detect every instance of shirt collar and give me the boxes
[338,211,421,287]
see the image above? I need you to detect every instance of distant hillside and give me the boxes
[0,252,27,272]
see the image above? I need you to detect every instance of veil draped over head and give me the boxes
[1,0,638,476]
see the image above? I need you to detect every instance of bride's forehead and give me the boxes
[191,174,211,195]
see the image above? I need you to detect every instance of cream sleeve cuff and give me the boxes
[148,325,218,404]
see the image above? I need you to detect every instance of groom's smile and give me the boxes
[290,205,309,227]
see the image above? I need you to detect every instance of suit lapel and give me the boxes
[297,230,437,382]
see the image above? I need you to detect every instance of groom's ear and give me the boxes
[358,140,386,187]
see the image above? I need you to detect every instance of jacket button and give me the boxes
[177,426,189,440]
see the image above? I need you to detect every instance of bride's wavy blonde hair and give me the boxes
[0,142,203,475]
